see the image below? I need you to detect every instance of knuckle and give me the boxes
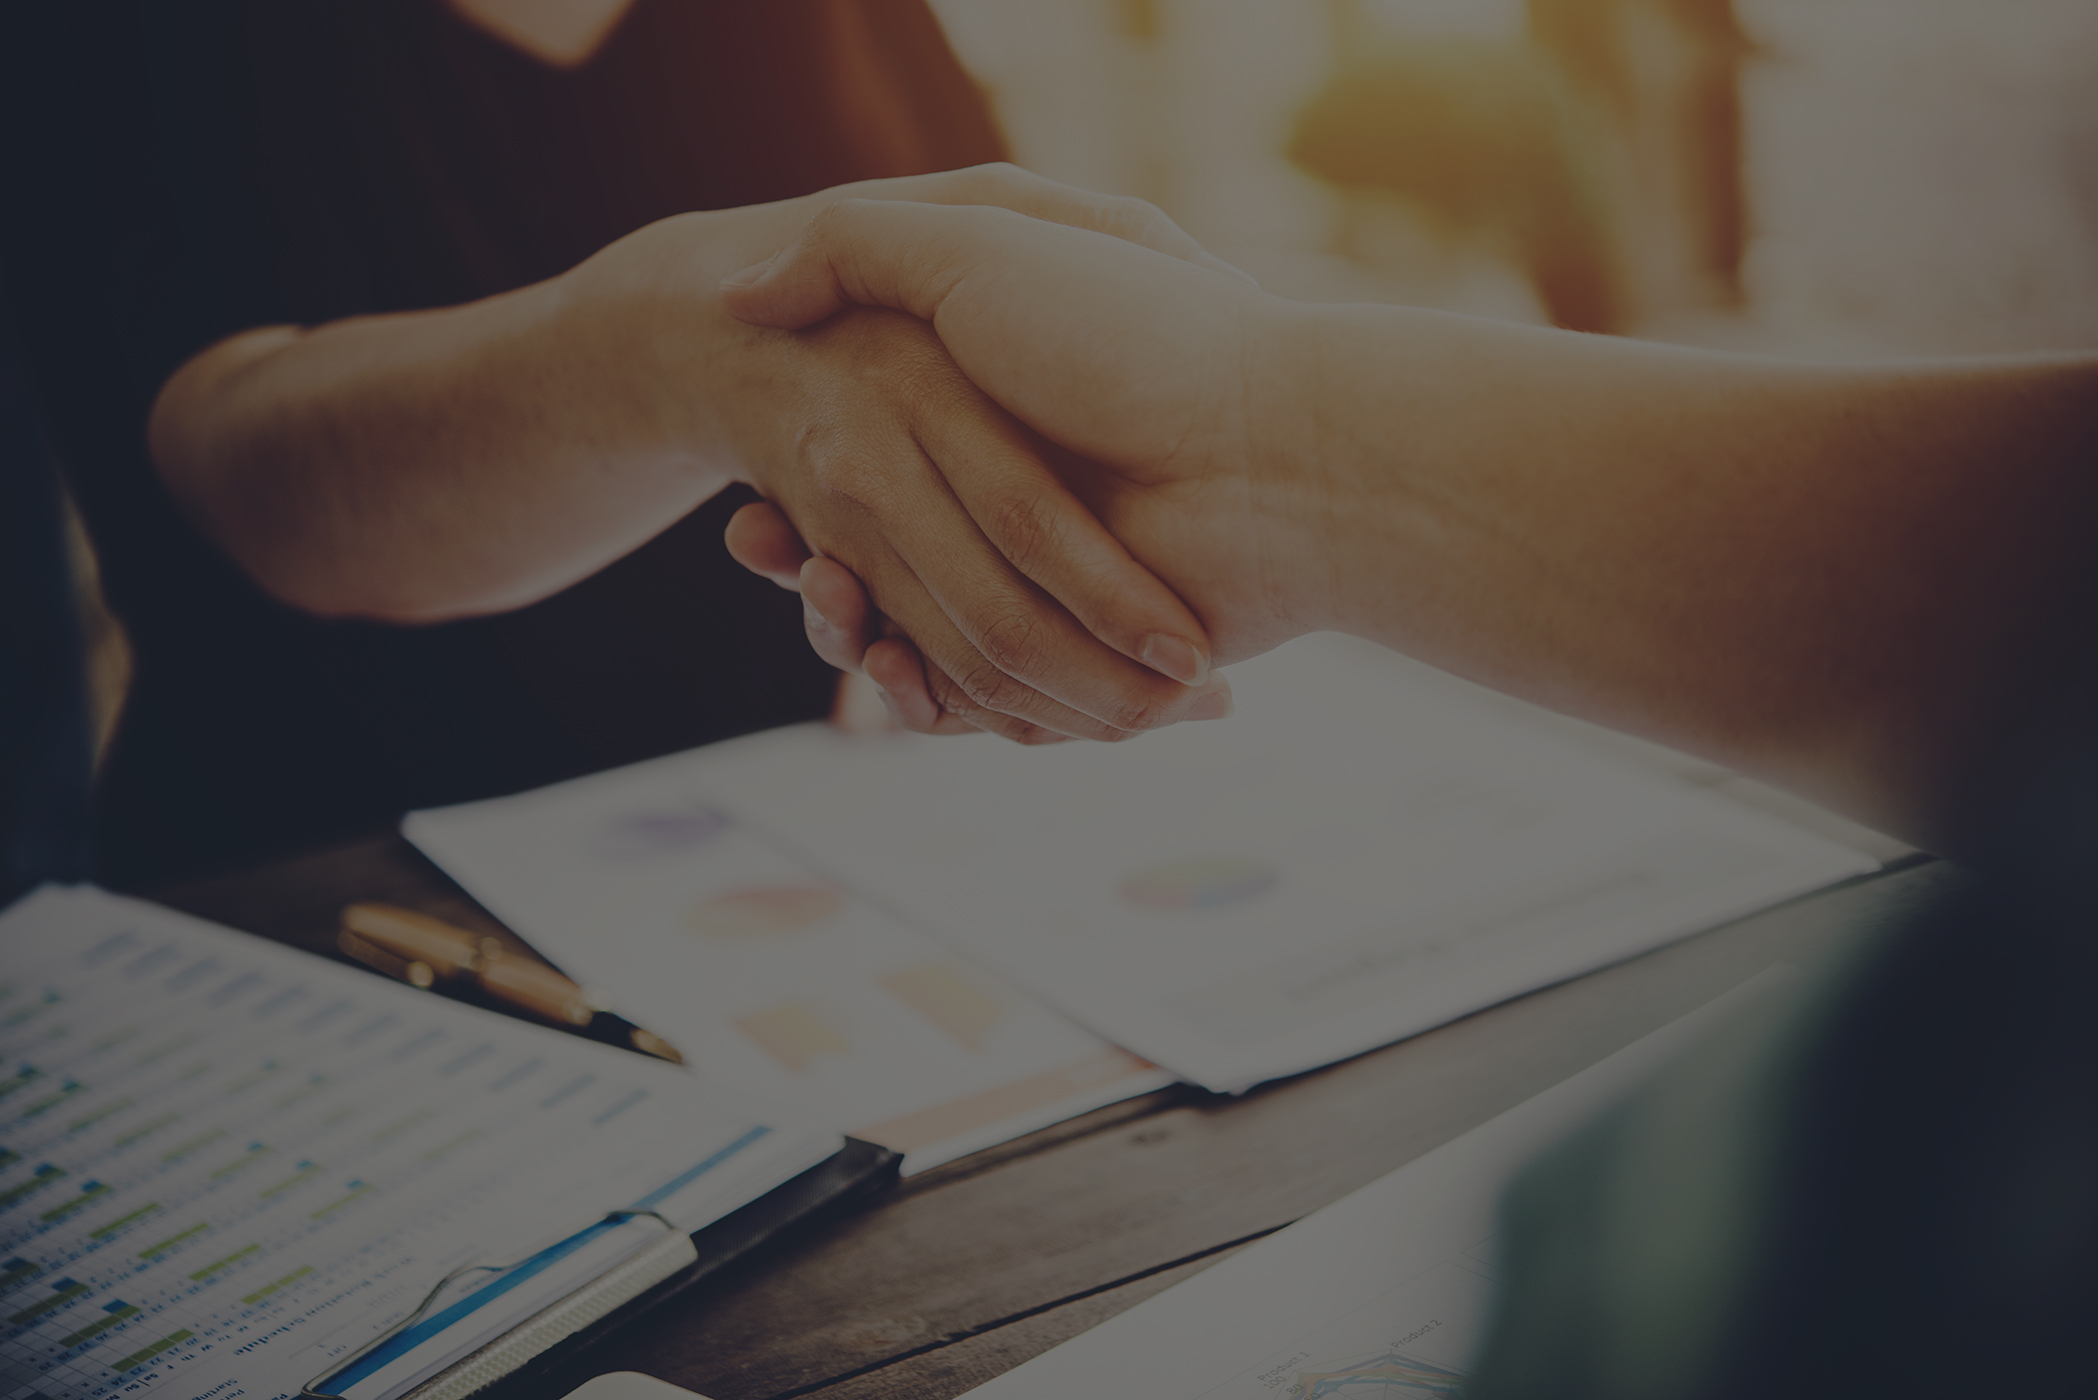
[978,161,1028,191]
[921,665,984,722]
[1099,692,1164,734]
[1104,194,1174,243]
[804,439,888,512]
[955,655,1033,715]
[971,604,1047,680]
[984,491,1063,572]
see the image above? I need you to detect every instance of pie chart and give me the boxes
[1119,857,1279,912]
[592,804,730,860]
[690,886,844,938]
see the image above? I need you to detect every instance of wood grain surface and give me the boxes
[153,835,1955,1400]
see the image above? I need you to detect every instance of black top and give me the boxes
[0,1,1002,888]
[0,309,93,905]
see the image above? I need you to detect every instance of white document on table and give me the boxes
[442,634,1871,1092]
[404,804,1169,1173]
[0,887,836,1400]
[958,981,1770,1400]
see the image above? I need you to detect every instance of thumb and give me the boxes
[719,199,999,330]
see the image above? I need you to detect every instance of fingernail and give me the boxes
[802,596,828,630]
[1140,633,1209,687]
[721,252,779,289]
[1186,681,1234,721]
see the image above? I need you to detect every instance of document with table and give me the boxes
[409,634,1875,1104]
[0,887,850,1400]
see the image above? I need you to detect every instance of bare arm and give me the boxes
[147,168,1239,741]
[723,200,2098,847]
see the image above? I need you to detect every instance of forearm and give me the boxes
[145,199,836,623]
[1282,305,2098,842]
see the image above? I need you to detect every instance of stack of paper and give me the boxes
[409,635,1873,1119]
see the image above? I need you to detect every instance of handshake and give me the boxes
[716,168,1298,746]
[712,165,2098,855]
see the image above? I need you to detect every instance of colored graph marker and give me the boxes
[690,887,843,939]
[1119,857,1280,912]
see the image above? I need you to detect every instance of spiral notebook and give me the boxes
[0,887,890,1400]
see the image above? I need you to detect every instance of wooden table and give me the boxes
[156,835,1955,1400]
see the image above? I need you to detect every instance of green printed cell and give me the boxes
[0,1257,38,1291]
[112,1327,194,1372]
[3,992,60,1028]
[58,1301,140,1348]
[88,1203,162,1241]
[0,1146,18,1168]
[209,1143,274,1180]
[0,1164,65,1208]
[309,1181,373,1220]
[39,1180,113,1224]
[132,1033,195,1068]
[224,1061,282,1096]
[136,1222,211,1259]
[0,1067,40,1102]
[160,1128,226,1165]
[368,1107,433,1145]
[271,1075,329,1111]
[258,1160,323,1198]
[112,1113,179,1151]
[7,1278,88,1325]
[89,1026,139,1055]
[422,1127,484,1163]
[67,1097,135,1134]
[185,1243,259,1281]
[239,1265,313,1305]
[20,1080,85,1119]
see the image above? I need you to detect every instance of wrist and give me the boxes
[1241,298,1370,639]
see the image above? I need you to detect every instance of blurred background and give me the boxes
[58,0,2098,775]
[925,0,2098,357]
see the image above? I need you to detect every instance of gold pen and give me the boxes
[337,901,684,1064]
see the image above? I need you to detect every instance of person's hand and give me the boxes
[589,167,1252,742]
[718,199,1319,727]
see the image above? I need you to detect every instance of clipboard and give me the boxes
[0,887,893,1400]
[395,1138,897,1400]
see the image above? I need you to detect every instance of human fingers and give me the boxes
[912,400,1212,686]
[732,522,1038,740]
[723,503,886,676]
[791,336,1222,734]
[735,230,1222,693]
[767,534,1023,741]
[723,499,810,590]
[862,635,979,737]
[797,554,879,675]
[829,514,1155,744]
[916,164,1256,286]
[759,306,1224,737]
[840,163,1256,287]
[720,198,1009,331]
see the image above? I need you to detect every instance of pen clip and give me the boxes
[300,1209,679,1400]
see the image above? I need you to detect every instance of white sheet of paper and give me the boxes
[578,636,1875,1091]
[957,980,1774,1400]
[404,804,1169,1172]
[0,887,836,1400]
